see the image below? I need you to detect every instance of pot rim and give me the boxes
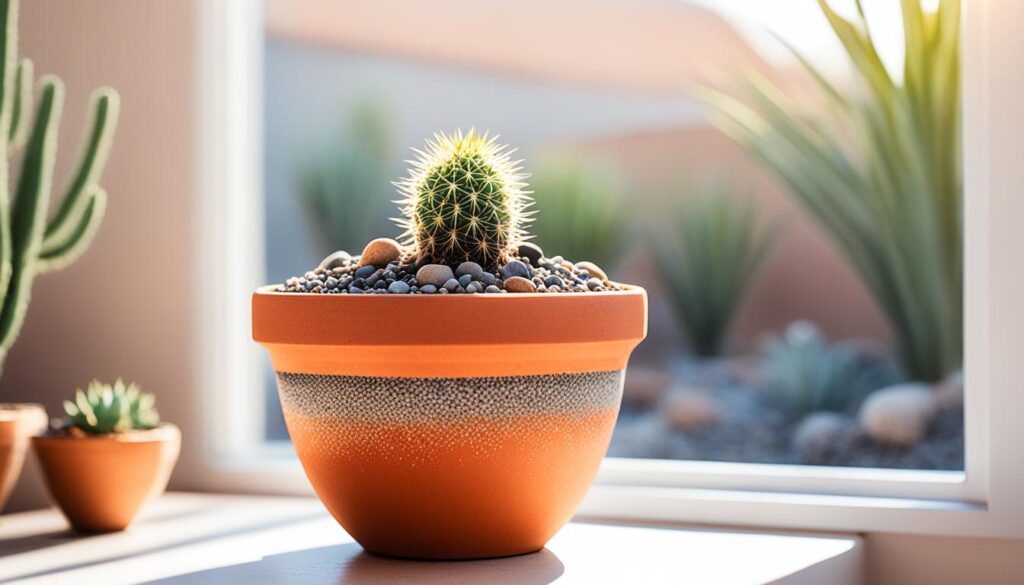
[253,284,647,346]
[32,423,180,444]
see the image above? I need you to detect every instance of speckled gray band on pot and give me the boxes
[276,370,624,423]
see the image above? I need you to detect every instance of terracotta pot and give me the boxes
[253,286,647,559]
[0,404,47,512]
[32,424,180,532]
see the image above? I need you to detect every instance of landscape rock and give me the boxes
[416,264,456,288]
[792,412,858,463]
[859,383,937,447]
[359,238,403,267]
[933,369,963,411]
[664,386,718,431]
[622,367,671,409]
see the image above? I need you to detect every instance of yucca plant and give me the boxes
[653,181,775,357]
[63,379,159,435]
[0,0,119,374]
[301,98,394,253]
[761,321,900,415]
[395,129,530,267]
[529,155,625,268]
[704,0,961,381]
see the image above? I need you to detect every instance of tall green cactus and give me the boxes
[0,0,119,371]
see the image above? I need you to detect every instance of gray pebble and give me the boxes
[517,242,544,266]
[499,260,532,280]
[485,285,501,294]
[466,281,484,294]
[444,278,461,292]
[354,265,376,279]
[543,275,563,288]
[419,284,437,294]
[458,274,473,287]
[416,264,456,287]
[349,287,364,294]
[479,272,497,286]
[455,261,484,279]
[587,279,602,290]
[387,281,411,294]
[317,250,351,272]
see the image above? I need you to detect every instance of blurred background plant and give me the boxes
[704,0,962,382]
[528,154,626,270]
[300,97,395,254]
[761,321,900,415]
[653,180,775,357]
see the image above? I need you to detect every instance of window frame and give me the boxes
[184,0,1024,538]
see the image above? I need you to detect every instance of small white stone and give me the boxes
[933,369,963,411]
[859,383,938,447]
[575,261,608,282]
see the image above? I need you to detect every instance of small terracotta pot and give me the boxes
[253,286,647,559]
[0,404,47,512]
[32,424,180,532]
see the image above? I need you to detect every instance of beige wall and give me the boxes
[0,0,195,512]
[0,2,1021,584]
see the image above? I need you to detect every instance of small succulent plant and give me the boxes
[761,321,900,415]
[395,129,531,268]
[63,379,159,435]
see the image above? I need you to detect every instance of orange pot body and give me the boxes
[253,287,647,559]
[0,404,46,512]
[32,424,180,532]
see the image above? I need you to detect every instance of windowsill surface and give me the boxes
[0,493,862,584]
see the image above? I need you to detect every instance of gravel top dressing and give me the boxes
[278,240,624,295]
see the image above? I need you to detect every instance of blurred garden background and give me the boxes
[261,0,963,470]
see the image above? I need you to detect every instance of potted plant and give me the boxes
[253,129,648,559]
[0,0,120,512]
[32,379,179,532]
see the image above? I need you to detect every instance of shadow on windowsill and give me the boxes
[142,544,565,585]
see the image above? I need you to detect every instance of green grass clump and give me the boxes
[301,98,394,254]
[704,0,962,381]
[528,155,625,268]
[653,182,774,357]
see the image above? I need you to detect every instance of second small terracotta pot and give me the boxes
[0,404,47,512]
[32,424,180,532]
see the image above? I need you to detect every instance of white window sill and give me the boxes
[0,493,862,584]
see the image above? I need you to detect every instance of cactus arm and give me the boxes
[42,88,117,249]
[8,58,31,149]
[0,0,19,329]
[37,185,104,271]
[0,77,62,351]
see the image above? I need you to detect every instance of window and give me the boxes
[191,0,1024,538]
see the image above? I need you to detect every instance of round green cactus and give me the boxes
[395,129,531,267]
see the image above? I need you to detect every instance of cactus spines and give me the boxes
[395,129,531,268]
[0,0,119,369]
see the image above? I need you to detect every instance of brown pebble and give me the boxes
[575,261,608,282]
[503,276,537,293]
[359,238,403,267]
